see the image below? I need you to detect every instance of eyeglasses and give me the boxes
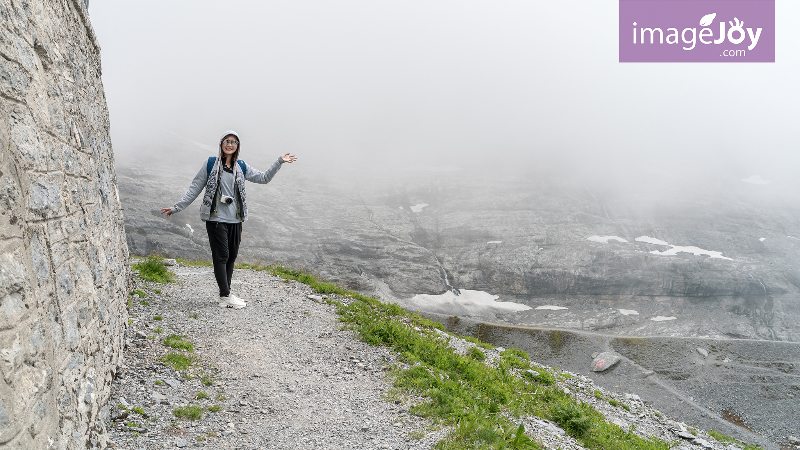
[223,139,239,146]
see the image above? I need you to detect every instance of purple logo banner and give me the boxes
[619,0,775,62]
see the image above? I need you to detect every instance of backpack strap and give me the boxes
[206,156,216,177]
[237,159,247,176]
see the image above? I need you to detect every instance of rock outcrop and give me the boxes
[0,0,128,447]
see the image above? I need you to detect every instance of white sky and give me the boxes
[89,1,799,180]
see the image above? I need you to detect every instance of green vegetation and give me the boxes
[708,430,737,443]
[207,405,221,412]
[593,390,604,399]
[163,334,194,352]
[254,264,672,450]
[154,380,163,386]
[173,405,203,420]
[160,353,194,371]
[177,257,213,267]
[140,301,150,306]
[195,391,209,400]
[126,421,138,428]
[609,399,619,407]
[467,347,486,361]
[154,289,162,294]
[200,374,215,386]
[154,327,163,334]
[188,313,199,319]
[130,289,147,298]
[132,255,174,283]
[524,368,555,386]
[622,404,631,412]
[153,315,163,321]
[131,406,146,416]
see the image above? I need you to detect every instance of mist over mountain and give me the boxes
[120,131,800,343]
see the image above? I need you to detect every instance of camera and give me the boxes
[220,195,234,205]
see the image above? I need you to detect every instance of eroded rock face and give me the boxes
[119,152,800,342]
[0,1,128,447]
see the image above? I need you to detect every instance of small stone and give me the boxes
[624,393,640,402]
[696,348,708,358]
[693,438,713,449]
[239,400,248,406]
[163,259,177,266]
[307,294,323,302]
[676,431,696,440]
[496,347,505,352]
[175,438,187,448]
[119,397,131,408]
[591,352,622,372]
[222,430,233,436]
[151,392,166,402]
[165,378,180,389]
[611,418,627,428]
[135,331,147,339]
[789,436,800,445]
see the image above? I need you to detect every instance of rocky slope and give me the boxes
[119,157,800,342]
[111,263,791,449]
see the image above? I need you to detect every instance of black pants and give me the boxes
[205,221,242,297]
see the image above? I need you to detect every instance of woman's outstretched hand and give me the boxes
[281,153,297,163]
[160,207,174,217]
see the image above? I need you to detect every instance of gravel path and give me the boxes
[109,265,445,449]
[109,264,787,450]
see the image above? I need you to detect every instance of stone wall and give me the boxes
[0,0,128,448]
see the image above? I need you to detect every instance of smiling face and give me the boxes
[221,134,239,158]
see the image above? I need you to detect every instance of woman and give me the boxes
[161,130,297,309]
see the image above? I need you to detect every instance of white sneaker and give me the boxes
[218,295,246,309]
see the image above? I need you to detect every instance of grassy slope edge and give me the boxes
[239,263,675,450]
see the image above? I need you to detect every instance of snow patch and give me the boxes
[410,203,429,213]
[487,241,502,244]
[635,236,669,246]
[536,305,568,311]
[650,316,677,322]
[402,289,530,316]
[759,237,766,242]
[742,175,769,185]
[649,245,732,260]
[587,235,628,244]
[619,309,639,316]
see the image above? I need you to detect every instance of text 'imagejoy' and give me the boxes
[619,0,775,63]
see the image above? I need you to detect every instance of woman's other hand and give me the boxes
[281,153,297,163]
[160,207,174,217]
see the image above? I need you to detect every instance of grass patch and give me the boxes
[189,313,199,319]
[130,289,146,298]
[467,347,486,361]
[176,257,213,267]
[153,315,163,321]
[154,380,163,386]
[163,334,194,352]
[207,405,221,412]
[708,430,738,444]
[215,393,226,401]
[131,406,146,416]
[195,391,209,400]
[609,399,619,407]
[132,255,174,283]
[200,374,214,386]
[140,301,150,306]
[160,353,194,371]
[154,327,163,334]
[173,405,203,420]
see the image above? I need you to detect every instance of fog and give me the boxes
[92,0,799,192]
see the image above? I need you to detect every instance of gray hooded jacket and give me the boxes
[170,130,284,222]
